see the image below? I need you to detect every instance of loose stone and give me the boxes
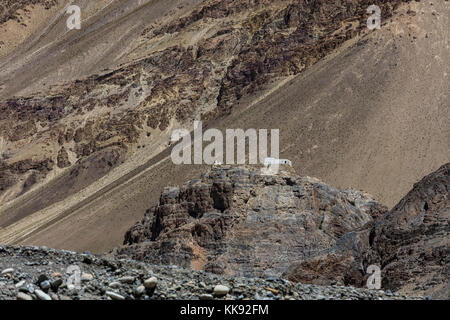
[17,292,33,301]
[109,281,121,288]
[35,289,52,300]
[144,277,157,289]
[81,273,94,282]
[118,276,135,284]
[1,268,14,275]
[40,280,51,290]
[106,291,125,300]
[134,285,145,296]
[213,285,230,297]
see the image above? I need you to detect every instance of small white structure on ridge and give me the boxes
[264,157,292,167]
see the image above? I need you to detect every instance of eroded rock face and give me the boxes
[57,147,71,169]
[369,163,449,299]
[284,163,450,299]
[119,163,449,298]
[116,166,387,278]
[0,158,54,195]
[282,227,374,287]
[0,0,58,24]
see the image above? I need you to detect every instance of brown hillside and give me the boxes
[0,0,448,254]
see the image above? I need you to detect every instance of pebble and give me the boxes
[134,285,145,296]
[81,273,94,282]
[40,280,51,290]
[35,289,52,300]
[108,281,121,288]
[118,276,135,284]
[199,294,214,300]
[15,280,26,288]
[19,284,35,294]
[106,291,125,300]
[1,268,14,275]
[17,292,33,301]
[143,277,158,289]
[51,279,63,291]
[213,285,230,297]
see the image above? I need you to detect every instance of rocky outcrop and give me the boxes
[0,0,58,24]
[116,166,387,278]
[282,227,374,287]
[368,162,449,299]
[56,147,71,169]
[118,163,449,299]
[0,158,54,194]
[284,163,450,299]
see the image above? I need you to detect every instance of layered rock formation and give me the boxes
[118,163,449,299]
[282,227,374,288]
[284,163,450,299]
[368,162,449,298]
[116,165,387,278]
[0,0,58,24]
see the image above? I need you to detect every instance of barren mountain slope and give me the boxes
[0,0,448,253]
[0,0,203,98]
[0,0,203,207]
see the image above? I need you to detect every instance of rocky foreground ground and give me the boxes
[0,245,424,301]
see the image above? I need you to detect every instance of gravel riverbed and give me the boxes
[0,245,424,300]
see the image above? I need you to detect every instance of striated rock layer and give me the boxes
[116,165,387,278]
[118,163,449,299]
[0,0,410,203]
[368,162,449,299]
[284,163,450,299]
